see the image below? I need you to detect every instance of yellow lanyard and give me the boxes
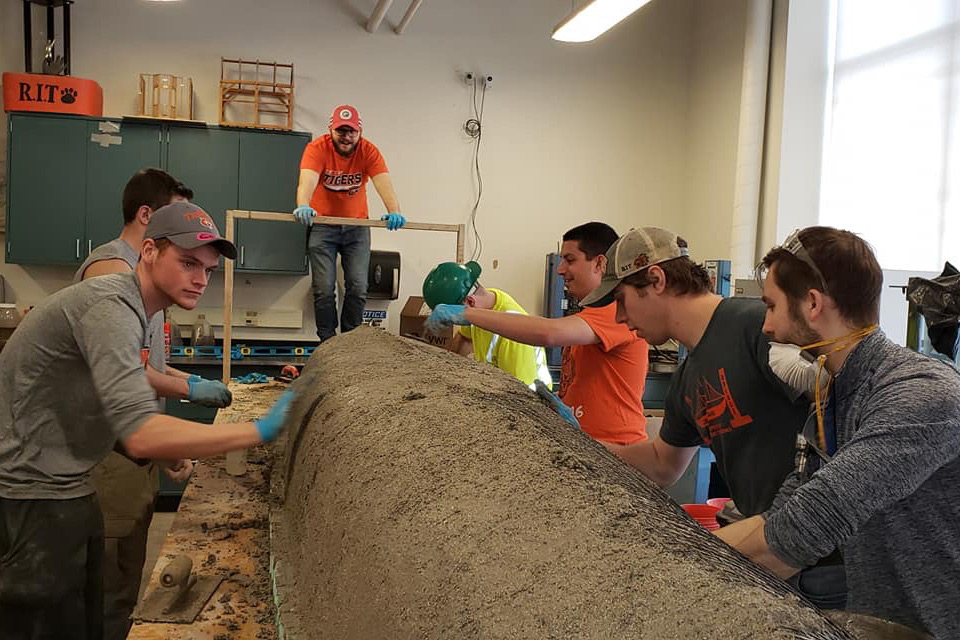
[800,324,879,453]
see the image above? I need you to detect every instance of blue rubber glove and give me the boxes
[187,376,233,408]
[381,212,406,231]
[534,380,581,429]
[293,205,316,226]
[424,304,469,335]
[255,389,294,442]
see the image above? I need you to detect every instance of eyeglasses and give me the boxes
[755,229,830,295]
[334,127,359,138]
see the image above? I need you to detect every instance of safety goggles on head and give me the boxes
[779,229,830,296]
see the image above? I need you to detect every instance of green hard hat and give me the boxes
[422,261,482,309]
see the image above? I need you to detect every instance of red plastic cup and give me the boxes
[681,503,720,530]
[707,497,732,510]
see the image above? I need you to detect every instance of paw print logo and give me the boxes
[60,88,78,104]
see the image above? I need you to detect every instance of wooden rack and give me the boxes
[138,74,193,120]
[218,58,294,131]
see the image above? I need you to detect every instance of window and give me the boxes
[819,0,960,270]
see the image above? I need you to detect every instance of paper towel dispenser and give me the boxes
[368,250,400,300]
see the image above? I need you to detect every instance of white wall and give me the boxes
[677,0,748,263]
[1,0,699,339]
[773,0,832,241]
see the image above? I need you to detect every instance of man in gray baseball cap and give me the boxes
[144,201,237,259]
[0,200,291,636]
[581,226,847,610]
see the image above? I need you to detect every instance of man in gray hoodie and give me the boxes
[717,226,960,639]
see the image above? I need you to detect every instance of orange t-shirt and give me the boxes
[299,135,388,219]
[559,304,649,444]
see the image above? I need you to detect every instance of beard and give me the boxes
[334,138,358,157]
[786,304,822,351]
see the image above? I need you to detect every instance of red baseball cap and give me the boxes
[329,105,362,131]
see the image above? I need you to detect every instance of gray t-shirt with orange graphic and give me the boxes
[659,297,810,517]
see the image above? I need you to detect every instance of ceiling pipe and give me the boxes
[394,0,423,35]
[365,0,394,33]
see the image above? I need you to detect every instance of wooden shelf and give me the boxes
[218,58,293,131]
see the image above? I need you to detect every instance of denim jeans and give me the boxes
[789,562,848,611]
[308,224,371,341]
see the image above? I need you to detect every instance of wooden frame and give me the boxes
[220,210,465,384]
[218,58,294,131]
[137,73,193,120]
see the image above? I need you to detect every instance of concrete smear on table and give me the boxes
[273,327,861,639]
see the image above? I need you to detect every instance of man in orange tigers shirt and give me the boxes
[294,104,406,341]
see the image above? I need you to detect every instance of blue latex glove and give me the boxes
[255,389,294,442]
[534,380,581,429]
[424,304,469,335]
[187,376,233,408]
[381,212,406,231]
[293,205,316,226]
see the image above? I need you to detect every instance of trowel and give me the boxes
[134,554,223,624]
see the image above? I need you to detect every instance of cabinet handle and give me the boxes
[240,246,245,265]
[88,240,92,256]
[75,239,80,260]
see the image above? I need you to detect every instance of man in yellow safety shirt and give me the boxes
[423,261,551,388]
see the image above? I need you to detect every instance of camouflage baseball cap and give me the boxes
[580,227,689,307]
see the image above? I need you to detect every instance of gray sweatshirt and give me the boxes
[765,331,960,638]
[0,273,158,499]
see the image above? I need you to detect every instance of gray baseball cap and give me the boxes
[145,201,237,260]
[580,227,689,307]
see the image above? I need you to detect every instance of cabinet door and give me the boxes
[235,218,308,273]
[235,131,309,273]
[6,114,88,265]
[84,120,163,254]
[166,126,239,233]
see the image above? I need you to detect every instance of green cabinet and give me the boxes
[166,126,239,234]
[235,131,309,273]
[6,114,88,264]
[6,113,312,275]
[6,113,162,265]
[85,121,163,251]
[235,218,308,272]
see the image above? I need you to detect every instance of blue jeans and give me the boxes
[308,224,371,341]
[789,563,848,610]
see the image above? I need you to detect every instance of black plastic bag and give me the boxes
[906,262,960,360]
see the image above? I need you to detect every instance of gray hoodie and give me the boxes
[765,331,960,638]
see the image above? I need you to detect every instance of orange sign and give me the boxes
[2,72,103,116]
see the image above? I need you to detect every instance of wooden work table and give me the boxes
[129,382,286,640]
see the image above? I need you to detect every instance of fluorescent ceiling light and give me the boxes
[552,0,653,43]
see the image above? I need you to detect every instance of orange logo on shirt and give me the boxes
[684,367,753,444]
[322,170,363,195]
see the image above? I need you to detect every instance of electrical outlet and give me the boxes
[483,74,493,89]
[464,71,475,86]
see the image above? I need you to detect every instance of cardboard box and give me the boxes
[399,296,455,351]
